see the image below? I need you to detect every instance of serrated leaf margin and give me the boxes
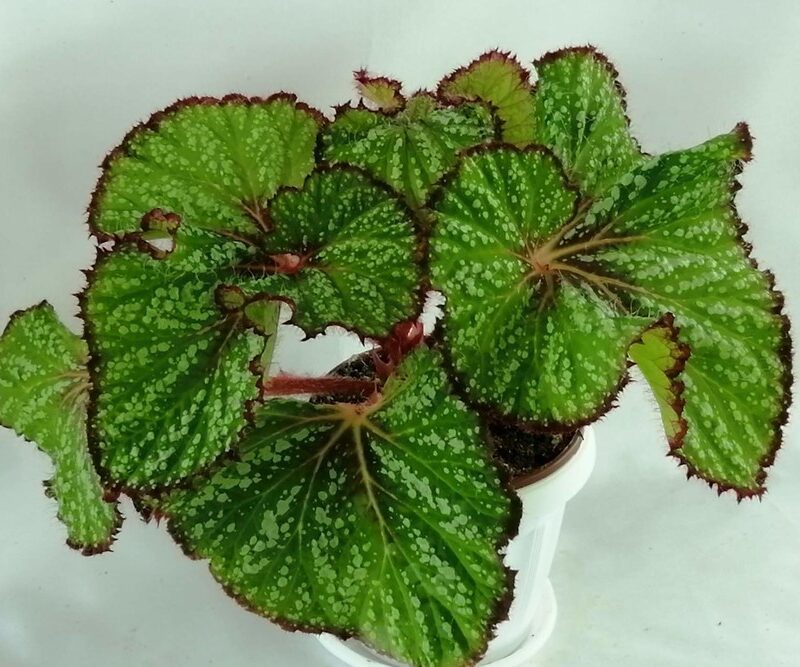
[532,44,646,159]
[668,124,792,499]
[76,221,272,496]
[437,49,535,147]
[242,162,428,342]
[86,93,328,243]
[159,348,524,666]
[353,69,406,112]
[629,313,691,450]
[426,140,649,433]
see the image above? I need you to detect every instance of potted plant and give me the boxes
[0,46,791,667]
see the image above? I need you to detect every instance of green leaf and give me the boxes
[577,127,790,495]
[531,47,644,195]
[234,166,422,337]
[323,94,496,209]
[628,317,690,448]
[0,303,120,553]
[438,50,536,147]
[163,347,518,667]
[81,224,269,489]
[432,126,790,495]
[83,164,421,489]
[89,94,322,239]
[354,70,405,112]
[430,146,651,426]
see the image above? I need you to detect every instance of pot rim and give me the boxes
[510,428,584,490]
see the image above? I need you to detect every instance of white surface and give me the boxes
[319,428,597,666]
[1,1,799,666]
[490,427,595,663]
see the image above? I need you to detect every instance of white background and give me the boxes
[1,1,799,665]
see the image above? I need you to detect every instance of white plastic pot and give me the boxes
[318,426,597,667]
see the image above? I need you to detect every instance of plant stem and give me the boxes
[241,200,271,236]
[536,197,594,255]
[262,374,376,398]
[255,301,281,380]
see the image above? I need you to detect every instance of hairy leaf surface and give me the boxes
[323,94,495,208]
[438,51,536,147]
[234,167,421,337]
[82,226,266,489]
[89,95,322,238]
[84,166,420,489]
[531,47,644,195]
[164,348,518,667]
[430,146,650,426]
[0,303,120,553]
[579,128,789,494]
[354,71,405,112]
[431,128,790,493]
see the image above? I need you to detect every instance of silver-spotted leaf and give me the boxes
[89,95,322,239]
[432,127,790,494]
[531,47,645,196]
[0,303,120,553]
[82,226,267,489]
[572,127,789,494]
[234,167,421,338]
[430,146,651,426]
[163,347,518,667]
[322,94,496,209]
[438,51,536,147]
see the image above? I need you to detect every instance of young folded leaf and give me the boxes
[0,303,120,553]
[354,70,405,112]
[628,317,690,449]
[89,94,322,239]
[531,47,645,195]
[163,347,519,667]
[323,92,496,209]
[438,50,536,147]
[233,166,422,337]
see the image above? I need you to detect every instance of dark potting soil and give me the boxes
[315,350,576,479]
[484,418,574,479]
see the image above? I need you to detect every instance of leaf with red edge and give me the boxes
[354,69,405,111]
[429,145,651,429]
[162,347,519,667]
[89,94,322,240]
[628,317,690,449]
[531,46,645,196]
[233,166,422,339]
[438,50,536,147]
[81,223,269,490]
[323,93,496,209]
[431,127,791,496]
